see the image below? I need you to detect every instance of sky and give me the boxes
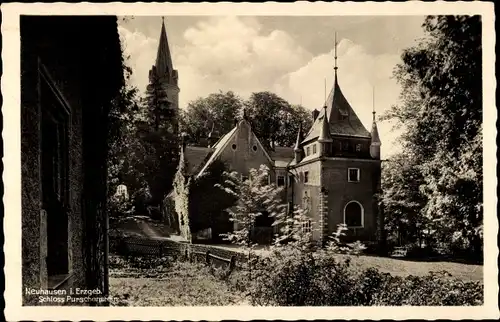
[117,15,427,159]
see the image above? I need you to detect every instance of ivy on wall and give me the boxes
[172,157,236,242]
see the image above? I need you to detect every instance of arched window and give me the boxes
[343,201,364,228]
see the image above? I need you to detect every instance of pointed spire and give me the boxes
[371,86,381,145]
[294,123,303,152]
[155,17,174,79]
[318,105,333,143]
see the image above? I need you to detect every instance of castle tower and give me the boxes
[148,17,180,135]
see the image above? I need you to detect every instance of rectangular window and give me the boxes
[348,168,360,182]
[355,144,361,152]
[277,176,285,186]
[302,219,312,234]
[312,144,317,154]
[304,171,309,183]
[306,146,310,156]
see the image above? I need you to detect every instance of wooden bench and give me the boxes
[391,247,408,258]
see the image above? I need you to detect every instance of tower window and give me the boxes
[288,174,293,187]
[277,176,285,187]
[355,144,361,152]
[348,168,360,182]
[312,144,317,154]
[306,146,310,156]
[304,171,309,183]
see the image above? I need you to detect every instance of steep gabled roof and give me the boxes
[184,146,213,175]
[303,74,371,143]
[195,126,238,178]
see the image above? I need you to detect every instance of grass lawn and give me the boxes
[203,244,483,281]
[334,254,483,281]
[109,258,247,306]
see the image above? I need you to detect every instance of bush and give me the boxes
[228,249,483,306]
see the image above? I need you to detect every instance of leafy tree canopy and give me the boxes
[382,15,482,255]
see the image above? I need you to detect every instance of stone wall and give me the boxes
[21,38,85,304]
[21,15,123,305]
[322,158,381,241]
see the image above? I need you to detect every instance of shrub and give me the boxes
[228,249,484,306]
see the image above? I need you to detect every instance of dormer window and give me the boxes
[277,176,285,187]
[306,146,310,156]
[312,144,317,154]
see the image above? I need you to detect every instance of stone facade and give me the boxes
[21,16,123,305]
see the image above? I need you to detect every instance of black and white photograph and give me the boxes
[2,2,497,320]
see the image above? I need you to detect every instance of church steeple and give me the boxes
[149,17,178,86]
[147,17,180,136]
[155,17,174,79]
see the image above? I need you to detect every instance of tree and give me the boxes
[283,104,314,147]
[107,64,145,217]
[180,91,243,146]
[245,92,292,148]
[138,71,180,210]
[383,16,482,257]
[380,153,428,247]
[215,165,287,248]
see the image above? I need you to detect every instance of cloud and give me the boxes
[118,17,404,158]
[174,16,313,101]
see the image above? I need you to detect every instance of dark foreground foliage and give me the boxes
[224,249,483,306]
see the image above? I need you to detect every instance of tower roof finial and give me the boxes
[334,31,338,72]
[372,85,376,121]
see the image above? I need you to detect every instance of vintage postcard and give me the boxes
[2,1,498,320]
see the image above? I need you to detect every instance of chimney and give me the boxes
[312,109,320,121]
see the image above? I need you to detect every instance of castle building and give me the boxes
[157,19,382,245]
